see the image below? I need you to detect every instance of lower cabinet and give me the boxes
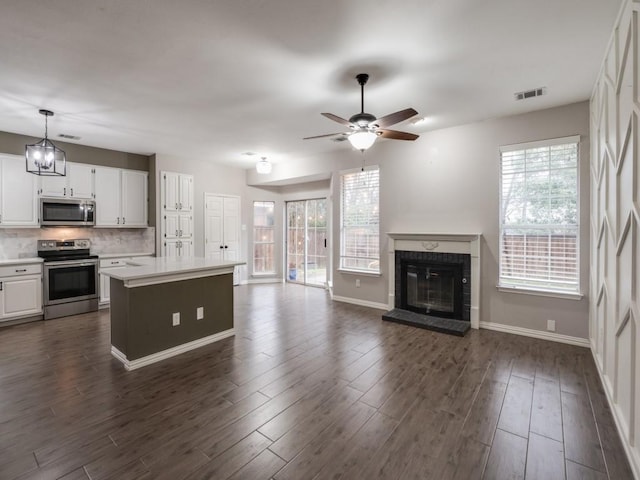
[99,256,152,305]
[0,264,42,321]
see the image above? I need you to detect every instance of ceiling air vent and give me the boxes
[58,133,81,140]
[514,87,546,101]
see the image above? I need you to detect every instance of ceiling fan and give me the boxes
[304,73,419,151]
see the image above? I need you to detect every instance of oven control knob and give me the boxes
[76,240,88,248]
[48,242,55,248]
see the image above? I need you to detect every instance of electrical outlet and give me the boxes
[172,312,180,326]
[356,279,361,288]
[197,307,204,320]
[547,319,556,332]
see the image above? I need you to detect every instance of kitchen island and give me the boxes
[102,257,244,370]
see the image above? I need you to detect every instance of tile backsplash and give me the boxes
[0,227,155,259]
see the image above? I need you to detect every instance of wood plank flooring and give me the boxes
[0,283,634,480]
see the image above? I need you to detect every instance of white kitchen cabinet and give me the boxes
[122,170,148,227]
[163,239,193,258]
[94,166,148,227]
[204,193,241,284]
[162,172,193,213]
[164,211,193,240]
[161,171,194,258]
[94,166,121,226]
[99,255,152,305]
[0,263,42,321]
[40,162,94,199]
[0,154,39,227]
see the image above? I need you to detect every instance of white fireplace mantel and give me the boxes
[387,232,482,329]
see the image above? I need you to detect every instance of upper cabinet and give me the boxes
[0,154,38,227]
[40,163,94,199]
[94,166,148,228]
[163,172,193,212]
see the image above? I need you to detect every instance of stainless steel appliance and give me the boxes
[38,239,99,320]
[40,198,95,227]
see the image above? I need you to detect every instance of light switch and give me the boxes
[172,312,180,326]
[197,307,204,320]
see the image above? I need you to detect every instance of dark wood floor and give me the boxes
[0,284,634,480]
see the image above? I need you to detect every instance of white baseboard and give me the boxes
[247,277,284,284]
[111,328,235,371]
[331,295,388,311]
[589,347,640,479]
[479,321,590,348]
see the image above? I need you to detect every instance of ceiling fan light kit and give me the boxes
[348,130,378,151]
[25,109,66,176]
[304,73,419,152]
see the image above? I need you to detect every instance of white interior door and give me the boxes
[204,194,224,260]
[223,197,240,261]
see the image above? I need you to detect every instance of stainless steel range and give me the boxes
[38,239,99,320]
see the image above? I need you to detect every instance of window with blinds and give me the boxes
[499,136,579,294]
[340,167,380,273]
[253,201,275,274]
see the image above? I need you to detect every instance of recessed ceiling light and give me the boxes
[410,117,428,125]
[242,151,257,156]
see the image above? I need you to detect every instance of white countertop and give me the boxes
[101,257,244,287]
[97,252,155,259]
[0,257,43,266]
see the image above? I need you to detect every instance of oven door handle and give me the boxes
[45,260,98,268]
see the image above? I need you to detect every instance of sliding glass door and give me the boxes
[286,199,327,287]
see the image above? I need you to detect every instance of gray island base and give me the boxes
[102,257,244,370]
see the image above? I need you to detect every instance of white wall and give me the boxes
[590,0,640,475]
[152,154,250,278]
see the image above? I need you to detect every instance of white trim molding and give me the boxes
[480,321,590,348]
[387,232,481,329]
[331,295,388,311]
[111,328,235,371]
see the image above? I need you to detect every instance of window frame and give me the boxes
[252,200,275,275]
[339,166,380,275]
[498,135,581,298]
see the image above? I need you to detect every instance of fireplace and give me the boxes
[383,233,481,336]
[401,260,463,319]
[396,251,470,321]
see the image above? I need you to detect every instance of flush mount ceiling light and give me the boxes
[256,157,272,174]
[25,109,66,176]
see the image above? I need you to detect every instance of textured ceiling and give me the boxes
[0,0,622,168]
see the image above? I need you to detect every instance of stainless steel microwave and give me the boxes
[40,198,96,226]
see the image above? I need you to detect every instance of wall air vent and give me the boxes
[514,87,546,101]
[58,134,81,140]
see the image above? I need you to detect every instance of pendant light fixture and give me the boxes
[25,109,66,176]
[256,156,272,174]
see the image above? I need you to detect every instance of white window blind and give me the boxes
[340,167,380,273]
[499,137,579,293]
[253,201,275,274]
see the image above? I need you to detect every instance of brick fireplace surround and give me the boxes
[387,233,481,329]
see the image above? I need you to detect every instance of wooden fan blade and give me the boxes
[378,129,419,141]
[321,113,353,127]
[372,108,418,128]
[303,132,346,140]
